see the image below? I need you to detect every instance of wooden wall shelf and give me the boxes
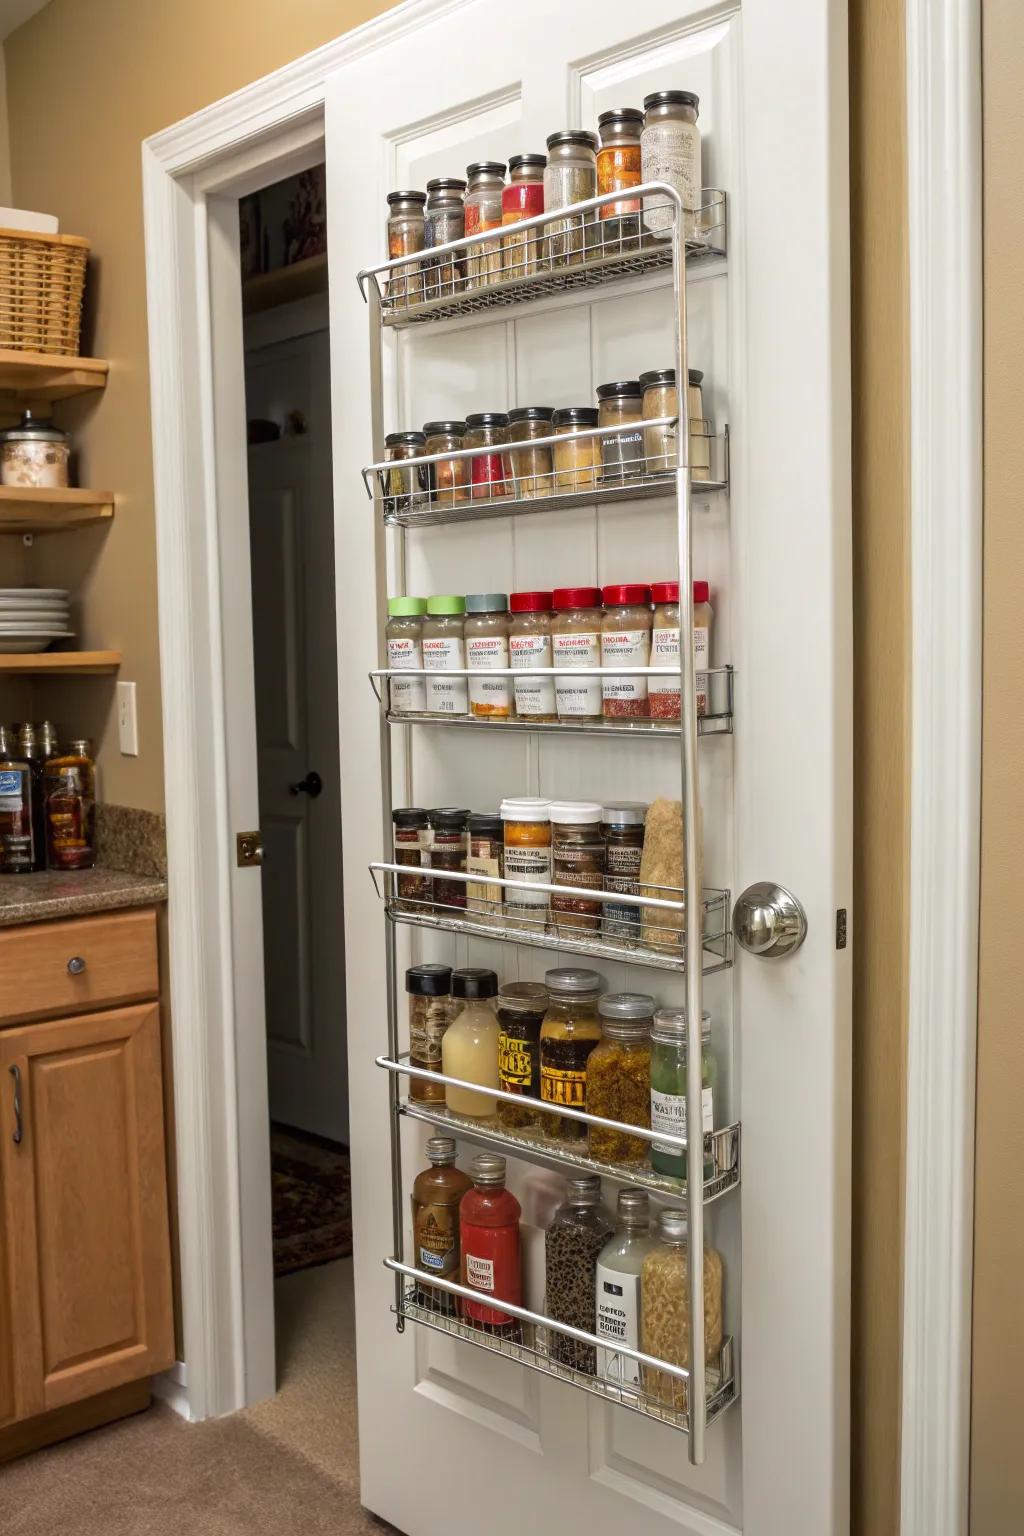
[0,651,121,675]
[0,349,108,403]
[0,486,114,531]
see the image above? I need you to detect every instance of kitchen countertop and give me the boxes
[0,867,168,927]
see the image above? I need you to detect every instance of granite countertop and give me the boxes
[0,867,168,927]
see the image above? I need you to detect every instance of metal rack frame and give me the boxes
[358,180,731,1462]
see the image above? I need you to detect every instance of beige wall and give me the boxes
[972,2,1024,1528]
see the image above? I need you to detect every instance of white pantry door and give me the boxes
[326,3,851,1534]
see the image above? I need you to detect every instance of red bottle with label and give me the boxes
[459,1152,522,1328]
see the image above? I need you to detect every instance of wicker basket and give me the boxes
[0,229,89,356]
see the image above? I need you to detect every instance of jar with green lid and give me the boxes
[586,994,653,1165]
[649,1007,716,1180]
[386,596,427,715]
[496,981,548,1128]
[540,967,604,1141]
[422,595,468,716]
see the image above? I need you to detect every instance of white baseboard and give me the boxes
[152,1360,191,1421]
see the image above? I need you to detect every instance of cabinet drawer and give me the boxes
[0,910,159,1026]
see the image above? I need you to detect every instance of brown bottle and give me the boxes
[411,1136,473,1313]
[43,737,96,871]
[0,725,34,874]
[15,723,46,871]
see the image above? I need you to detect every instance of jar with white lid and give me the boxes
[464,160,506,289]
[500,797,552,930]
[549,800,605,935]
[0,411,70,489]
[544,130,599,265]
[641,90,702,240]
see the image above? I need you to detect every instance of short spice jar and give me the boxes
[641,90,702,240]
[464,160,506,288]
[641,1208,724,1410]
[393,806,430,911]
[544,130,599,265]
[501,153,546,278]
[426,806,468,914]
[386,596,427,715]
[686,369,712,480]
[649,1006,716,1180]
[423,420,469,505]
[648,580,714,720]
[496,980,549,1129]
[639,368,679,473]
[423,176,467,298]
[597,107,644,249]
[549,800,605,934]
[465,411,511,500]
[466,811,504,921]
[381,430,428,517]
[509,591,557,722]
[422,595,469,716]
[500,796,552,930]
[507,406,555,498]
[601,801,648,940]
[406,963,453,1104]
[601,583,653,719]
[545,1174,615,1373]
[586,994,654,1166]
[465,593,511,719]
[596,380,645,481]
[552,406,601,492]
[0,412,69,489]
[539,967,605,1141]
[385,189,426,308]
[442,969,500,1120]
[552,586,603,722]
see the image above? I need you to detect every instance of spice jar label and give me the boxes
[694,624,710,715]
[553,631,601,716]
[597,146,643,217]
[510,633,557,716]
[650,1085,714,1154]
[503,845,552,912]
[540,1061,587,1108]
[467,845,502,911]
[601,629,651,702]
[596,1268,642,1385]
[387,636,427,713]
[499,1031,540,1096]
[410,997,450,1069]
[423,635,469,714]
[649,626,680,692]
[467,635,512,715]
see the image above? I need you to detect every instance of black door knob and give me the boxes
[289,771,323,798]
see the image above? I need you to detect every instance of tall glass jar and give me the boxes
[382,430,428,516]
[552,406,601,491]
[507,406,554,498]
[464,160,506,288]
[496,981,549,1129]
[386,595,427,715]
[648,579,681,720]
[539,967,604,1142]
[545,1174,615,1373]
[464,411,511,500]
[423,176,467,298]
[549,800,605,935]
[641,1209,724,1410]
[639,368,679,473]
[641,91,702,239]
[422,595,468,716]
[601,801,647,940]
[500,796,552,931]
[442,968,500,1119]
[424,419,470,505]
[427,806,468,914]
[44,742,96,871]
[406,963,453,1104]
[595,1188,656,1386]
[393,806,430,911]
[596,380,645,481]
[459,1153,522,1329]
[466,812,503,921]
[544,130,599,265]
[552,585,603,722]
[597,108,644,250]
[465,593,511,719]
[509,590,556,722]
[601,582,652,719]
[501,153,546,278]
[586,995,653,1165]
[385,189,426,308]
[649,1007,716,1179]
[687,369,712,481]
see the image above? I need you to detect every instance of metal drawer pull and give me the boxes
[67,955,87,976]
[9,1064,22,1145]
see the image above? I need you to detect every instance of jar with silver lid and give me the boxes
[385,189,426,308]
[544,130,599,266]
[597,107,643,251]
[0,411,70,489]
[641,90,702,239]
[423,176,467,299]
[464,160,506,289]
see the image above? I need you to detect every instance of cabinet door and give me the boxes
[0,1004,174,1415]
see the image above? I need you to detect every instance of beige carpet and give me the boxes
[1,1259,397,1536]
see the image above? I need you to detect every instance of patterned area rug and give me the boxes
[271,1124,353,1279]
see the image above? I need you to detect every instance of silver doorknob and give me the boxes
[733,883,807,958]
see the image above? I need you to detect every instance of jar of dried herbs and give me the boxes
[406,963,453,1104]
[549,800,604,934]
[423,420,470,505]
[393,806,430,911]
[544,130,599,265]
[545,1174,614,1374]
[640,1208,724,1411]
[496,981,548,1129]
[427,806,468,914]
[466,811,503,921]
[650,1006,715,1180]
[586,994,653,1166]
[602,801,647,940]
[539,967,604,1141]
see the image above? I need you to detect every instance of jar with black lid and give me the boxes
[641,90,701,239]
[423,420,470,505]
[602,802,647,940]
[465,411,511,500]
[382,430,428,516]
[464,160,506,289]
[597,108,643,250]
[466,811,504,921]
[596,380,644,481]
[427,807,469,914]
[406,963,453,1103]
[393,807,430,912]
[508,406,555,499]
[544,129,599,265]
[502,153,547,277]
[423,176,467,299]
[639,367,678,472]
[552,405,601,491]
[385,189,426,308]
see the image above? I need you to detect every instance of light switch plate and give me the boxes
[117,681,139,756]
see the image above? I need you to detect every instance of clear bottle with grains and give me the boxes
[464,160,506,288]
[597,108,644,251]
[464,412,511,500]
[411,1136,472,1312]
[423,420,470,505]
[641,91,702,240]
[406,964,453,1104]
[423,176,467,299]
[544,130,599,265]
[43,737,96,871]
[386,596,427,715]
[385,189,426,309]
[422,595,469,716]
[552,586,603,722]
[501,153,547,278]
[601,801,647,940]
[500,796,552,931]
[552,407,601,491]
[441,968,500,1119]
[549,800,605,934]
[381,430,428,517]
[509,590,556,722]
[496,981,549,1129]
[0,724,34,874]
[596,380,645,481]
[641,1209,724,1411]
[0,412,69,489]
[545,1174,615,1374]
[507,406,555,498]
[639,368,679,474]
[595,1188,657,1386]
[649,1006,716,1180]
[539,967,604,1142]
[586,995,653,1166]
[465,593,511,719]
[601,582,653,719]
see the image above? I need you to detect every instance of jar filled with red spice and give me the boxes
[601,583,652,719]
[648,580,713,720]
[459,1153,522,1331]
[501,153,546,278]
[465,412,511,499]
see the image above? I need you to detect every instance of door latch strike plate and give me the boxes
[236,831,263,868]
[835,908,847,950]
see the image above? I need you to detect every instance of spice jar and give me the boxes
[540,967,604,1142]
[423,176,466,298]
[464,160,506,288]
[693,580,713,716]
[406,963,453,1104]
[544,130,599,265]
[422,595,469,716]
[507,406,554,499]
[465,593,511,718]
[597,107,644,250]
[601,801,647,941]
[411,1136,472,1311]
[386,596,427,715]
[601,582,652,719]
[464,411,511,500]
[549,800,604,934]
[639,368,678,473]
[647,580,713,720]
[442,968,500,1119]
[43,739,96,871]
[641,1209,724,1410]
[596,1189,656,1386]
[381,430,428,517]
[596,381,645,481]
[459,1153,522,1329]
[552,586,603,721]
[552,406,601,492]
[385,189,426,308]
[496,981,549,1129]
[501,153,546,279]
[509,590,556,722]
[641,91,702,240]
[423,420,470,505]
[427,807,468,914]
[586,995,653,1166]
[466,811,504,921]
[500,796,552,930]
[393,807,430,911]
[0,412,69,489]
[545,1174,614,1373]
[649,1007,716,1180]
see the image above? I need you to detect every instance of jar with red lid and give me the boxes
[459,1153,522,1331]
[509,590,556,721]
[648,580,713,720]
[552,587,603,722]
[465,412,511,499]
[601,583,652,718]
[501,153,546,279]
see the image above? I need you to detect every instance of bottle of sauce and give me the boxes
[411,1135,472,1312]
[441,967,500,1118]
[595,1188,657,1386]
[44,738,96,871]
[459,1153,522,1330]
[0,724,34,874]
[16,723,47,871]
[539,967,604,1141]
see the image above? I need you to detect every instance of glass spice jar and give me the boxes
[466,811,504,922]
[464,411,511,500]
[647,580,713,721]
[442,968,500,1119]
[386,596,427,715]
[639,367,678,474]
[43,740,96,871]
[381,430,428,517]
[552,585,603,722]
[601,582,652,719]
[601,801,648,941]
[406,963,453,1104]
[595,1188,657,1386]
[385,189,426,308]
[393,807,430,911]
[545,1174,614,1373]
[540,967,604,1142]
[427,806,468,914]
[549,800,605,935]
[597,107,644,251]
[641,1209,724,1411]
[423,595,469,716]
[586,995,653,1166]
[423,176,467,298]
[465,593,511,719]
[464,160,506,288]
[411,1135,472,1311]
[500,796,552,931]
[509,590,557,722]
[686,370,711,482]
[0,412,70,489]
[649,1007,716,1180]
[641,91,702,240]
[507,406,555,498]
[423,420,470,505]
[496,981,549,1129]
[544,130,599,265]
[459,1152,522,1330]
[596,381,645,482]
[552,406,601,491]
[501,153,546,279]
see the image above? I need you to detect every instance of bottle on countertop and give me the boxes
[16,723,46,871]
[0,724,34,874]
[43,737,96,871]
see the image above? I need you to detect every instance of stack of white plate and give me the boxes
[0,589,74,653]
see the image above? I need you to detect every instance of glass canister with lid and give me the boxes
[465,593,511,719]
[640,368,679,473]
[509,590,557,722]
[386,596,427,715]
[544,129,599,265]
[442,968,501,1118]
[381,430,428,516]
[464,160,506,288]
[552,406,601,491]
[601,582,653,719]
[641,90,702,240]
[466,811,504,921]
[647,580,713,720]
[507,406,555,498]
[496,980,549,1129]
[423,176,467,298]
[549,800,605,935]
[545,1174,615,1373]
[596,380,645,481]
[427,806,468,914]
[539,966,605,1142]
[423,420,470,505]
[385,189,426,308]
[641,1208,724,1410]
[586,993,654,1165]
[501,153,546,278]
[552,586,603,722]
[0,411,70,489]
[602,801,647,940]
[422,595,469,716]
[465,411,511,499]
[500,797,552,930]
[649,1006,716,1179]
[595,1188,657,1385]
[597,107,644,250]
[392,807,430,911]
[687,370,712,481]
[406,962,453,1103]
